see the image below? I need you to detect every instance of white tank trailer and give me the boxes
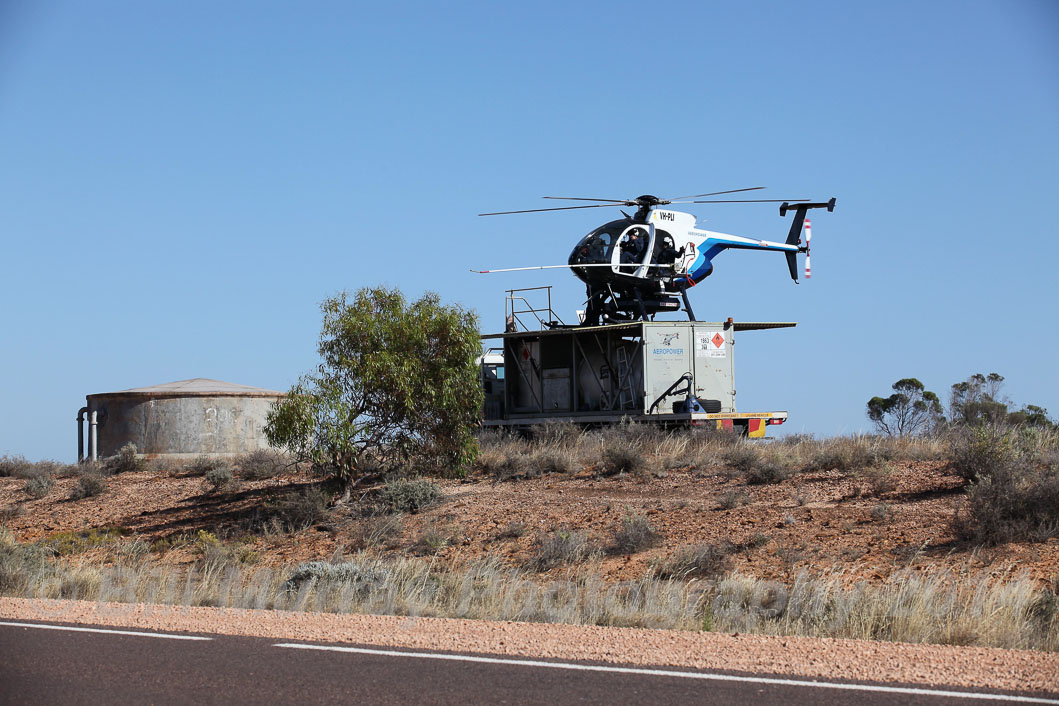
[77,378,285,461]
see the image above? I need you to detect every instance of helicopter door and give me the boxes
[615,225,652,276]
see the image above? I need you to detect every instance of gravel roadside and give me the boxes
[1,597,1055,694]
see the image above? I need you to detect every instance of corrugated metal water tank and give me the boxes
[86,378,285,458]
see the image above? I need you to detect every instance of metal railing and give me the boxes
[504,286,566,332]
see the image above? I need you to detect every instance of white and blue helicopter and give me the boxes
[476,188,836,326]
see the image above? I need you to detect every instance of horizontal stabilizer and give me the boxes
[780,197,836,217]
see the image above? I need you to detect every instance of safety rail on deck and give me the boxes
[504,286,566,332]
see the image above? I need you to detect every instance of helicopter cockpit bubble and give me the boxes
[569,220,626,267]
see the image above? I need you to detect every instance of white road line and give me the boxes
[273,643,1059,704]
[0,621,212,641]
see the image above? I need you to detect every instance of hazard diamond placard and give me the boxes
[696,331,727,358]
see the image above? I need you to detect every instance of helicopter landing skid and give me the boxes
[583,284,691,326]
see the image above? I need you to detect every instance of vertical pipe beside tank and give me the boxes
[77,407,88,462]
[89,410,98,461]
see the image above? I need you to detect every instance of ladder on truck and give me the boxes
[616,347,636,410]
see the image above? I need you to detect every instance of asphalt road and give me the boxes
[0,621,1055,705]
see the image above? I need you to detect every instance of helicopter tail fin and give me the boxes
[781,198,834,283]
[785,252,799,283]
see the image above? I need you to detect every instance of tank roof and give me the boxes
[88,378,285,399]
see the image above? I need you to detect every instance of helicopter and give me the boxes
[475,188,836,326]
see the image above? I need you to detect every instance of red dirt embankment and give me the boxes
[2,461,1057,584]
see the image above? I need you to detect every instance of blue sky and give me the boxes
[2,1,1057,460]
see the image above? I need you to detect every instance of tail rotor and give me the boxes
[804,218,812,279]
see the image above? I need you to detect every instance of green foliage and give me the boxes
[866,378,943,437]
[949,373,1008,427]
[265,287,483,483]
[40,526,129,555]
[1006,405,1056,429]
[948,373,1055,430]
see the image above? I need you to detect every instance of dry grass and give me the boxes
[530,528,598,571]
[473,426,958,485]
[2,526,1053,650]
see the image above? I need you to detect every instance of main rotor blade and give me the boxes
[673,198,810,204]
[472,263,673,273]
[541,196,632,203]
[666,186,766,201]
[478,204,621,216]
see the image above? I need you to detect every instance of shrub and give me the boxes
[0,455,33,478]
[805,438,880,473]
[490,454,533,482]
[716,488,749,510]
[534,449,580,475]
[237,449,288,480]
[870,503,892,523]
[530,528,597,571]
[654,543,734,580]
[69,474,106,500]
[600,445,646,477]
[374,478,442,514]
[204,466,235,493]
[265,287,482,483]
[611,513,660,554]
[952,427,1015,483]
[724,446,789,485]
[954,464,1059,545]
[105,443,148,475]
[529,422,582,447]
[23,475,53,499]
[285,560,386,591]
[188,455,227,477]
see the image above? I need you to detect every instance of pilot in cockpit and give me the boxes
[620,228,647,264]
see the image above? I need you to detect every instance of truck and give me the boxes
[479,310,794,437]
